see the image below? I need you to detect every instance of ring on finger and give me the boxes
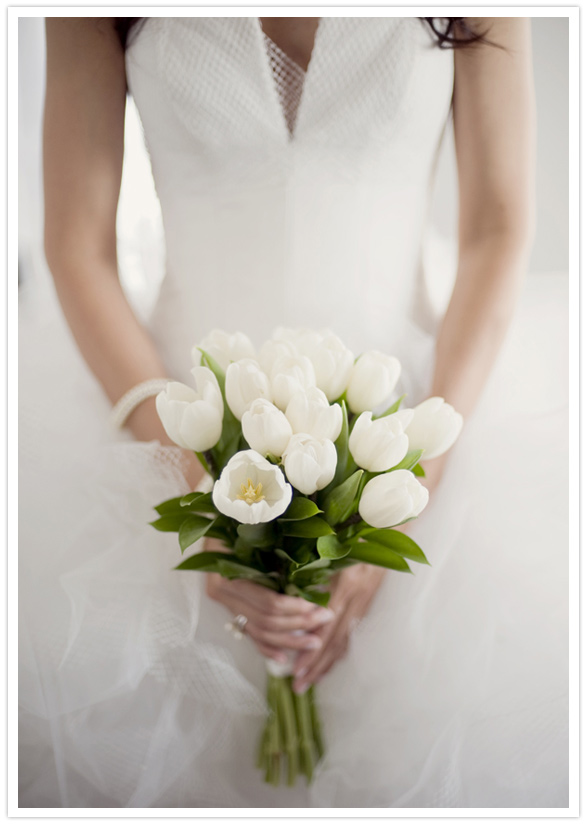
[224,613,248,640]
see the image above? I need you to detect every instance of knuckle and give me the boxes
[256,615,274,633]
[262,593,279,614]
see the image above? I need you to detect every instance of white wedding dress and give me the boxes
[19,17,569,808]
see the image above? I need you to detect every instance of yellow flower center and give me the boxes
[236,478,266,506]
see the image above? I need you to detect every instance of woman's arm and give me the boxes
[43,18,202,485]
[423,17,535,487]
[45,17,322,656]
[291,17,536,690]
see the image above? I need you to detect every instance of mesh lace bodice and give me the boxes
[262,31,306,137]
[125,18,454,381]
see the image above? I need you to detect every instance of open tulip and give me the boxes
[282,433,337,495]
[349,409,414,472]
[241,399,293,458]
[155,367,223,452]
[212,450,292,524]
[192,329,256,371]
[346,351,401,414]
[225,359,272,420]
[285,387,343,443]
[404,397,463,460]
[359,470,429,529]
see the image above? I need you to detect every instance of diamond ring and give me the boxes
[224,613,249,640]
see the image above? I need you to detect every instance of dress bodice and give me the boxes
[125,17,454,382]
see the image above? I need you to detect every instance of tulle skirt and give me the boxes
[18,272,569,808]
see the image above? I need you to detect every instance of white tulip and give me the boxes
[359,470,429,529]
[346,351,401,414]
[404,397,464,460]
[282,434,337,495]
[306,332,355,402]
[225,358,271,420]
[272,327,322,351]
[241,399,293,458]
[269,354,316,411]
[192,329,256,371]
[349,409,414,472]
[272,328,354,402]
[155,367,223,452]
[212,450,292,524]
[285,387,343,442]
[257,339,298,376]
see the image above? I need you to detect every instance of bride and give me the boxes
[19,16,568,808]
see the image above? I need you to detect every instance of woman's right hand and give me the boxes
[204,542,335,664]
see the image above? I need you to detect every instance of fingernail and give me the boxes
[294,666,308,678]
[316,608,335,623]
[294,682,308,694]
[304,637,322,650]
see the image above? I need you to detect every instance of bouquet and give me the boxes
[150,327,463,786]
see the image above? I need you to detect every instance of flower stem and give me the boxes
[276,677,299,786]
[258,674,324,787]
[308,684,324,760]
[293,686,316,783]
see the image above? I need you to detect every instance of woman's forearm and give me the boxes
[50,258,206,488]
[430,230,531,420]
[419,229,531,489]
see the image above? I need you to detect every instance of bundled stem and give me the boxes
[258,675,324,786]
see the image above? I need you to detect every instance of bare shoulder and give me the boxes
[45,18,123,72]
[461,17,531,54]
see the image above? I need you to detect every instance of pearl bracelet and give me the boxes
[110,378,170,430]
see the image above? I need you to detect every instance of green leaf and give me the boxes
[178,516,216,553]
[199,349,227,392]
[213,415,242,474]
[356,528,429,564]
[285,584,331,607]
[281,538,314,566]
[376,394,406,419]
[346,541,413,572]
[175,550,237,572]
[150,514,186,532]
[412,462,426,477]
[281,517,335,538]
[215,559,280,590]
[195,451,211,475]
[279,497,322,521]
[153,497,186,517]
[237,522,275,548]
[333,398,350,482]
[316,535,351,560]
[232,537,254,564]
[390,449,424,472]
[322,469,364,526]
[291,557,331,577]
[179,492,217,514]
[322,400,357,496]
[274,547,300,565]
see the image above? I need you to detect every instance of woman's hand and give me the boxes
[205,542,335,664]
[291,563,385,694]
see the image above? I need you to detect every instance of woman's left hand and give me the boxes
[291,562,385,694]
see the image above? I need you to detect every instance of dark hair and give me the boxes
[114,17,490,51]
[421,18,490,48]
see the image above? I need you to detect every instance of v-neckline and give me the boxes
[254,18,324,142]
